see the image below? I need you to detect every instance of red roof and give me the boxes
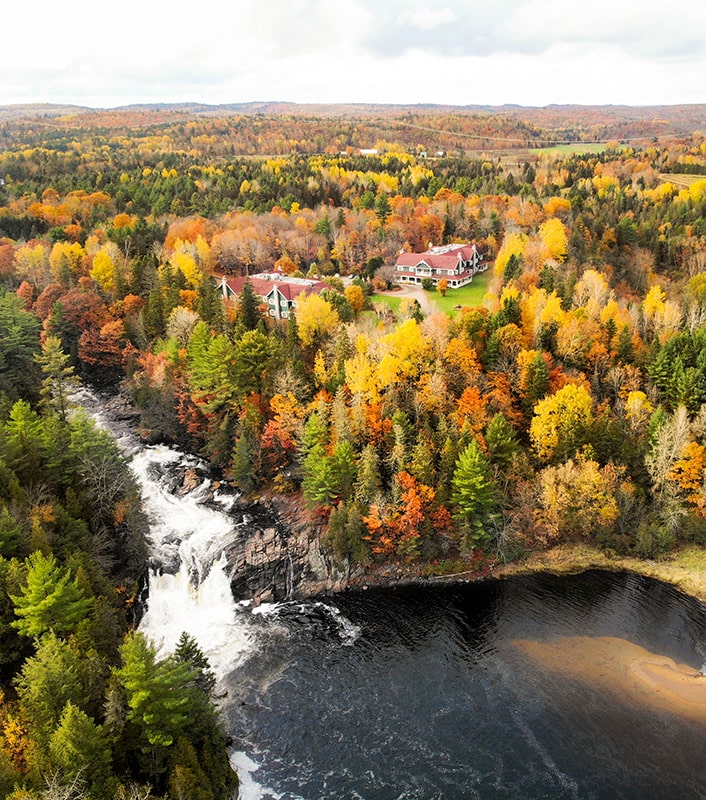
[395,243,481,270]
[221,275,326,301]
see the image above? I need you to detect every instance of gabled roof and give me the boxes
[265,281,326,302]
[395,243,481,269]
[220,274,326,301]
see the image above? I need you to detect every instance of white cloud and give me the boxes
[0,0,704,107]
[408,8,457,31]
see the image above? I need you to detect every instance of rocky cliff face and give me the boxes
[224,494,349,604]
[162,462,349,604]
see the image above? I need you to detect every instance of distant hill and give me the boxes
[1,101,705,152]
[0,103,93,121]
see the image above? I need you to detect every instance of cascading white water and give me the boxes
[72,389,256,674]
[128,444,255,676]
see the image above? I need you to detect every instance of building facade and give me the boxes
[218,273,327,319]
[394,243,487,288]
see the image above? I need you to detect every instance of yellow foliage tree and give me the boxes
[345,284,365,315]
[295,293,339,347]
[493,232,526,279]
[536,456,620,541]
[170,250,202,288]
[378,318,431,387]
[89,247,116,294]
[14,243,49,288]
[49,241,85,285]
[538,218,568,262]
[530,383,594,463]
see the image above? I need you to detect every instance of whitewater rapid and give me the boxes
[73,389,301,798]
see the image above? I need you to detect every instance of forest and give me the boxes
[0,102,706,796]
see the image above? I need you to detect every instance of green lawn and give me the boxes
[370,294,403,313]
[428,270,491,315]
[370,270,491,318]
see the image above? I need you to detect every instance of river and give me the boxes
[79,390,706,800]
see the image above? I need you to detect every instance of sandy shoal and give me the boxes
[512,636,706,724]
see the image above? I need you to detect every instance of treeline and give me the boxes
[0,291,236,798]
[0,115,705,572]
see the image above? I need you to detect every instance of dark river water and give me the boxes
[224,570,706,800]
[77,389,706,799]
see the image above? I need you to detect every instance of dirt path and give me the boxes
[377,284,437,315]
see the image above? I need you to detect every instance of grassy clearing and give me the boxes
[659,173,706,187]
[429,270,491,315]
[494,544,706,603]
[530,143,607,157]
[370,294,403,312]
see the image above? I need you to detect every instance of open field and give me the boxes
[659,173,706,187]
[529,142,607,156]
[370,293,403,313]
[428,270,491,314]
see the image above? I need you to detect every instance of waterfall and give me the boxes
[129,444,256,675]
[72,389,256,673]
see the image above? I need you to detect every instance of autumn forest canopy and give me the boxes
[0,100,706,795]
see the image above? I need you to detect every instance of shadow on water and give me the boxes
[225,571,706,800]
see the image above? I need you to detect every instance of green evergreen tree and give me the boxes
[1,400,47,486]
[35,335,81,421]
[230,407,261,492]
[11,551,93,639]
[451,439,499,550]
[168,738,214,800]
[331,440,356,502]
[485,413,520,467]
[233,329,277,396]
[49,701,113,796]
[0,292,43,402]
[617,324,636,364]
[197,276,225,330]
[303,445,337,508]
[115,632,194,752]
[523,352,550,412]
[324,501,370,565]
[174,632,216,697]
[238,277,261,332]
[15,632,85,743]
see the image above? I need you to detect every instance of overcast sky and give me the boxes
[2,0,705,108]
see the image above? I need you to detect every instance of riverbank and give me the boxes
[492,543,706,604]
[338,543,706,607]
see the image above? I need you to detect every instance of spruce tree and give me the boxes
[35,335,81,421]
[451,439,498,550]
[11,551,92,639]
[239,277,261,332]
[485,413,520,467]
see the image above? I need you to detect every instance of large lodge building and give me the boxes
[394,243,488,288]
[218,273,327,320]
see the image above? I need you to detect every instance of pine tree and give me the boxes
[35,335,81,422]
[238,277,261,332]
[451,439,498,550]
[115,632,194,752]
[11,551,93,639]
